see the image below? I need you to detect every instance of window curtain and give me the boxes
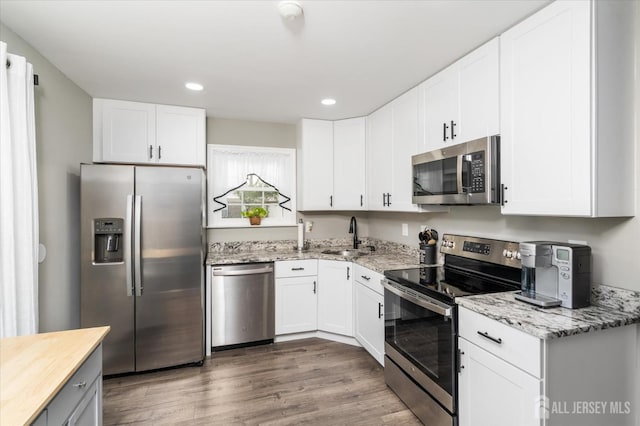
[0,41,39,338]
[211,148,291,199]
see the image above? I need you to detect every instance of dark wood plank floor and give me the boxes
[103,338,421,425]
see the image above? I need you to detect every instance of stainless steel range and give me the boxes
[383,234,521,426]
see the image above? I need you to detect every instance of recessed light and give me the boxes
[321,98,336,106]
[185,82,204,91]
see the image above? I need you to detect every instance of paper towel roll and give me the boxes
[297,220,304,250]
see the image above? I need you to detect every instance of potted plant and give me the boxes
[241,207,268,225]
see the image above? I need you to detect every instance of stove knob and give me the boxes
[515,251,521,260]
[502,249,508,257]
[504,250,513,259]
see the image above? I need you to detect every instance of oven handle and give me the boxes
[382,279,452,318]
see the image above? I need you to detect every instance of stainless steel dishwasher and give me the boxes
[211,263,275,349]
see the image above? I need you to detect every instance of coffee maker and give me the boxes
[514,241,591,309]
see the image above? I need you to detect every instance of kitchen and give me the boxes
[1,1,639,425]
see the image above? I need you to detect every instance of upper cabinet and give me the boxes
[93,99,206,167]
[500,0,635,217]
[297,117,366,211]
[368,87,447,212]
[419,38,499,152]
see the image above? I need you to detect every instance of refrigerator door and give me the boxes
[81,164,135,375]
[134,166,204,371]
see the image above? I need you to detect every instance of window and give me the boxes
[207,145,297,228]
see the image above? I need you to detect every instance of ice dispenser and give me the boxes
[94,218,124,263]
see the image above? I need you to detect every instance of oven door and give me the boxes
[383,279,457,415]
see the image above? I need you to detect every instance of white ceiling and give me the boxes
[0,0,550,124]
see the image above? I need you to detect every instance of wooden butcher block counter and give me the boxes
[0,326,110,425]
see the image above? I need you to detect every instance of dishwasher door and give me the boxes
[211,263,275,348]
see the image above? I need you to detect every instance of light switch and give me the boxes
[402,223,409,236]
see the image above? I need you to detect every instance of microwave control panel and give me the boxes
[465,151,485,193]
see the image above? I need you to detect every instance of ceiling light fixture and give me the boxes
[185,82,204,91]
[278,1,303,21]
[321,98,336,106]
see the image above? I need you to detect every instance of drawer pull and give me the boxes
[361,275,371,281]
[291,267,305,271]
[73,381,87,389]
[477,331,502,345]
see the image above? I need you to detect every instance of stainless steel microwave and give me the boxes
[412,135,500,205]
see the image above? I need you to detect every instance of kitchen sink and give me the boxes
[321,249,367,257]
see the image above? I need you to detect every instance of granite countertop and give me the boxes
[456,288,640,340]
[0,326,110,425]
[206,237,422,274]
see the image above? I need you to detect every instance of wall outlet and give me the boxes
[305,221,313,232]
[402,223,409,236]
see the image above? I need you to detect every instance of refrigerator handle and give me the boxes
[125,195,134,297]
[134,195,143,296]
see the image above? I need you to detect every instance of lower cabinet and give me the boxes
[41,345,103,426]
[458,306,638,426]
[317,260,354,336]
[353,264,384,365]
[275,260,318,335]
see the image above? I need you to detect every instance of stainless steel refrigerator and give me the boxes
[80,164,205,375]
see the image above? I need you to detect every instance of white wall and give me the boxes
[1,23,93,332]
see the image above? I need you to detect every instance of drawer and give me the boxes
[46,345,102,425]
[458,307,541,377]
[275,259,318,278]
[353,264,384,295]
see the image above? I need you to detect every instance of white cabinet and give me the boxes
[297,118,366,211]
[317,260,353,336]
[367,88,445,212]
[353,265,384,365]
[93,99,206,167]
[44,346,103,426]
[500,0,635,217]
[420,38,499,152]
[458,306,638,426]
[275,260,318,335]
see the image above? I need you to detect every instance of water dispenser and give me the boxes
[94,218,124,263]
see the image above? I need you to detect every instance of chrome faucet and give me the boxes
[348,216,361,249]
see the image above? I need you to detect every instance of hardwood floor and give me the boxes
[103,338,421,425]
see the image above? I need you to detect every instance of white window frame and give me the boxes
[207,144,297,228]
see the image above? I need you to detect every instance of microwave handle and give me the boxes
[459,154,473,192]
[457,155,464,193]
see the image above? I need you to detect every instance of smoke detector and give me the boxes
[278,1,303,21]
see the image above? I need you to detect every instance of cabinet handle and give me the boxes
[360,194,363,207]
[313,281,316,294]
[477,330,503,344]
[361,275,370,281]
[443,122,449,141]
[457,349,465,373]
[378,302,383,318]
[346,266,350,280]
[291,267,305,271]
[451,120,457,139]
[500,184,506,206]
[149,145,153,159]
[387,193,391,206]
[382,193,387,206]
[158,145,162,159]
[330,195,333,207]
[73,381,87,389]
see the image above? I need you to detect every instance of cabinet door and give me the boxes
[458,37,499,142]
[67,378,100,426]
[354,281,384,365]
[458,338,542,426]
[390,88,421,212]
[275,276,318,334]
[156,105,206,167]
[317,260,353,336]
[297,119,334,210]
[421,64,458,150]
[97,99,156,164]
[500,0,591,216]
[366,104,393,210]
[333,117,366,210]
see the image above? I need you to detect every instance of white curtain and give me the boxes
[0,41,39,338]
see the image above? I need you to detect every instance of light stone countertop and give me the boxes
[0,326,110,426]
[456,289,640,340]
